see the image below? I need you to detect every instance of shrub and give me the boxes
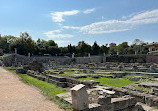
[59,71,64,74]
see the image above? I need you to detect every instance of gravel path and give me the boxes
[0,67,64,111]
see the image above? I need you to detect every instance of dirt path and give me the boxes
[0,67,64,111]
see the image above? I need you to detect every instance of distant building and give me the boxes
[109,43,116,47]
[145,42,158,55]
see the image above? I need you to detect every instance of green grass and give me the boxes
[79,77,134,87]
[124,74,154,80]
[132,84,151,92]
[49,69,54,72]
[3,67,72,110]
[95,71,111,75]
[0,54,10,60]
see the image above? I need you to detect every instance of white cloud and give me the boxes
[130,9,158,21]
[83,8,96,14]
[55,40,72,46]
[51,10,79,22]
[55,40,71,44]
[79,20,133,34]
[63,20,133,34]
[63,9,158,34]
[44,30,74,39]
[50,8,96,22]
[62,26,80,30]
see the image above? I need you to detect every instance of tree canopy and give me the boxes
[0,33,149,56]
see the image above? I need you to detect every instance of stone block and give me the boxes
[56,82,68,88]
[48,79,56,84]
[135,102,155,111]
[92,75,99,79]
[56,77,67,82]
[71,84,89,111]
[89,103,101,111]
[37,76,45,81]
[75,71,80,74]
[83,70,87,73]
[127,91,145,103]
[151,88,158,95]
[16,68,27,74]
[111,98,129,110]
[98,95,111,105]
[129,76,141,81]
[90,70,95,74]
[152,97,158,107]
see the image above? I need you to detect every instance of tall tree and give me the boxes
[100,44,109,54]
[10,32,35,55]
[91,41,100,55]
[132,39,144,54]
[117,42,129,54]
[76,41,91,56]
[0,35,16,53]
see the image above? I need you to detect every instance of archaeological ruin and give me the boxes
[1,53,158,111]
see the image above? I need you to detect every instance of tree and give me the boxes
[10,32,36,55]
[91,41,100,55]
[35,39,58,55]
[117,42,129,54]
[100,44,109,54]
[109,47,117,55]
[76,41,91,56]
[0,35,16,53]
[48,46,59,56]
[59,47,68,56]
[132,39,144,54]
[48,40,57,46]
[68,44,73,54]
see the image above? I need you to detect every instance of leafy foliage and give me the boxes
[0,33,149,57]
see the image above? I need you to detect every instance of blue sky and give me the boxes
[0,0,158,46]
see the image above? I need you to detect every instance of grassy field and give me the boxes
[79,77,134,87]
[3,67,72,110]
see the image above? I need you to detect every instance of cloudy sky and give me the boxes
[0,0,158,46]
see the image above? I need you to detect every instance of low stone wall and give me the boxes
[26,70,99,88]
[146,55,158,64]
[4,54,158,66]
[75,56,106,64]
[106,55,146,63]
[3,54,31,66]
[89,97,136,111]
[112,87,158,107]
[3,54,107,66]
[47,74,99,88]
[27,70,46,81]
[32,56,71,65]
[3,54,72,66]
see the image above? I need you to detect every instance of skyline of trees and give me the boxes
[0,32,149,56]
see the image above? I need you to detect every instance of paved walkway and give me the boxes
[0,67,64,111]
